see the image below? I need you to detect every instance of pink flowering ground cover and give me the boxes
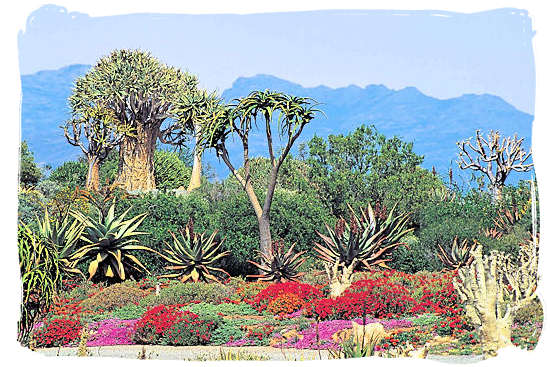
[274,318,414,350]
[87,318,138,347]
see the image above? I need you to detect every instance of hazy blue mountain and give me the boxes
[20,65,533,183]
[20,64,91,166]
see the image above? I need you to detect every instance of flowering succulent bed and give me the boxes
[309,270,459,320]
[88,319,137,346]
[28,270,543,357]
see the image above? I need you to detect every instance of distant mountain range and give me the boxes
[20,65,533,182]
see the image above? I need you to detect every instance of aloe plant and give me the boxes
[69,200,152,281]
[315,203,413,272]
[159,219,230,283]
[248,240,306,282]
[437,236,476,271]
[36,209,85,277]
[18,222,60,344]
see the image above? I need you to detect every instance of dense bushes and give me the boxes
[19,141,43,187]
[79,283,149,312]
[211,190,335,275]
[115,187,335,276]
[152,150,192,190]
[139,282,232,307]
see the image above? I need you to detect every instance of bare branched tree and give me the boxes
[456,130,533,201]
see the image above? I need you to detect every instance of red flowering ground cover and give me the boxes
[132,304,217,345]
[250,282,323,313]
[309,270,460,320]
[160,311,217,345]
[32,317,82,348]
[133,304,187,344]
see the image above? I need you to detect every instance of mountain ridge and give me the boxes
[20,64,533,182]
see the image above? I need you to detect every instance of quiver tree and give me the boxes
[167,90,220,191]
[456,130,533,201]
[453,243,538,356]
[69,49,200,191]
[199,90,319,258]
[64,103,133,190]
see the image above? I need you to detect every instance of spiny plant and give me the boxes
[483,201,530,240]
[36,209,85,277]
[247,240,307,282]
[315,203,413,272]
[69,199,153,282]
[436,237,476,271]
[18,222,60,345]
[159,219,230,283]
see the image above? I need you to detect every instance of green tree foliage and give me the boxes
[153,150,192,190]
[302,125,444,218]
[222,156,313,196]
[414,190,497,270]
[199,90,319,258]
[114,188,334,276]
[69,49,200,191]
[49,160,88,189]
[211,189,334,275]
[19,141,42,187]
[115,191,213,274]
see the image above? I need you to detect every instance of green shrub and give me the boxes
[154,150,192,190]
[140,282,232,307]
[19,141,43,187]
[211,189,335,275]
[182,302,259,318]
[210,319,248,345]
[415,190,498,270]
[407,313,444,326]
[116,187,335,276]
[110,303,147,320]
[115,191,213,274]
[79,283,148,312]
[514,297,544,325]
[391,235,440,272]
[49,160,88,189]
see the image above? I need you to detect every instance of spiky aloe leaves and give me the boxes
[437,236,476,271]
[248,240,307,283]
[314,203,412,272]
[159,219,230,283]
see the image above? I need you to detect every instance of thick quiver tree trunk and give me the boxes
[116,123,159,191]
[86,157,101,191]
[453,243,538,357]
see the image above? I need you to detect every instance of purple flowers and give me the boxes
[224,338,255,347]
[87,318,138,347]
[274,318,413,350]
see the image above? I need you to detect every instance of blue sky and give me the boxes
[18,5,535,113]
